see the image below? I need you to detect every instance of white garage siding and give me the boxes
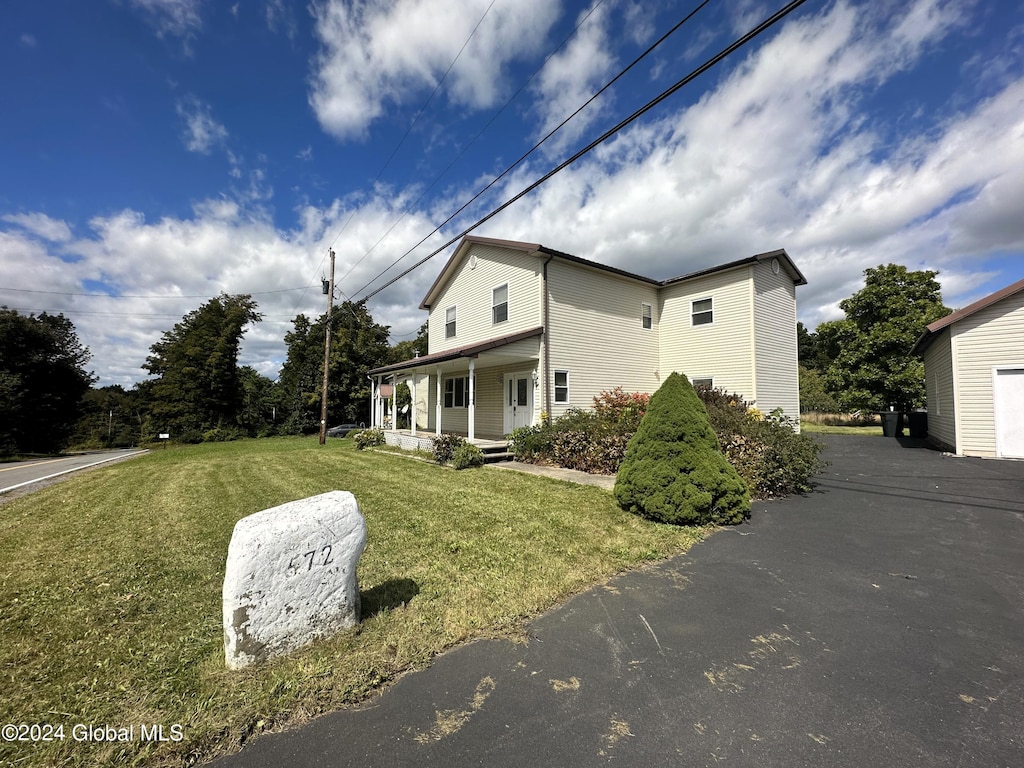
[922,331,956,452]
[951,288,1024,457]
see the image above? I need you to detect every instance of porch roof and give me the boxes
[368,326,544,376]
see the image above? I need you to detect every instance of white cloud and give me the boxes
[2,212,73,242]
[177,96,229,154]
[442,0,1017,330]
[20,33,37,48]
[4,0,1021,387]
[129,0,202,37]
[531,2,615,149]
[308,0,561,140]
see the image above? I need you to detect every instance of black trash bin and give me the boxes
[908,410,928,438]
[879,411,899,437]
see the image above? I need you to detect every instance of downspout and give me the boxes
[542,253,554,424]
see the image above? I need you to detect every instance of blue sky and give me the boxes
[2,0,1023,386]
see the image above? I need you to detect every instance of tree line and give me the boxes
[1,297,425,454]
[1,262,950,454]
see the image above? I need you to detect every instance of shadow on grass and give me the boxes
[361,578,420,619]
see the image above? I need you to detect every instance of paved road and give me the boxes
[0,450,147,496]
[213,436,1024,768]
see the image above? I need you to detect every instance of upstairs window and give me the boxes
[642,302,653,330]
[493,284,508,324]
[692,298,713,326]
[444,376,470,408]
[445,306,457,338]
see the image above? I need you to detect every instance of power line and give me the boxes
[317,0,500,299]
[355,0,812,305]
[350,0,715,299]
[334,0,610,289]
[1,286,308,299]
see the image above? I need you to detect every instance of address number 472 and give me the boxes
[287,545,334,574]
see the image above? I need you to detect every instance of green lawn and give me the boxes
[0,437,705,767]
[800,421,883,435]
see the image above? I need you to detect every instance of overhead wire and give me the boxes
[281,0,499,327]
[334,0,610,289]
[354,0,812,305]
[350,0,717,300]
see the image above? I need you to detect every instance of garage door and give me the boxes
[993,368,1024,459]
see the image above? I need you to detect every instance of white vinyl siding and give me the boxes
[545,260,660,419]
[922,331,956,452]
[753,259,800,424]
[427,243,541,354]
[659,267,756,404]
[947,288,1024,457]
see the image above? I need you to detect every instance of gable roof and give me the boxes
[911,277,1024,355]
[419,235,806,309]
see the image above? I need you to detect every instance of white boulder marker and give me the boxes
[222,491,367,670]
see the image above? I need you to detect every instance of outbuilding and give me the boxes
[912,278,1024,458]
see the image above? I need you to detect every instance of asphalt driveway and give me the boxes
[213,435,1024,767]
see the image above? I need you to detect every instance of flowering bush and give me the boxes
[353,428,385,450]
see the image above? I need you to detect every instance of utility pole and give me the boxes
[318,248,336,445]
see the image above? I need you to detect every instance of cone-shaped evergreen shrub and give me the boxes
[614,372,749,525]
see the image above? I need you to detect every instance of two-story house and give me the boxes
[367,235,806,442]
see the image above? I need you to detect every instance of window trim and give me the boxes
[691,297,713,326]
[641,302,653,330]
[492,283,509,325]
[691,377,714,389]
[443,375,470,408]
[445,305,457,338]
[554,370,570,403]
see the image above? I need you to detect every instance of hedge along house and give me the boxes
[367,235,807,444]
[911,278,1024,459]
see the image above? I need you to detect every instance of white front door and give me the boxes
[994,368,1024,458]
[504,372,534,434]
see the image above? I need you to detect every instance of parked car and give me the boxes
[326,423,364,438]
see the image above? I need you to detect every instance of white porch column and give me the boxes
[435,367,442,436]
[369,378,376,428]
[468,359,476,442]
[410,375,417,436]
[390,375,397,432]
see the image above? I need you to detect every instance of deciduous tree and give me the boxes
[817,265,950,411]
[0,308,95,454]
[143,294,261,441]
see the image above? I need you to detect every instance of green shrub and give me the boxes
[614,372,749,526]
[353,428,385,450]
[431,433,466,465]
[509,423,553,462]
[696,389,826,498]
[451,442,485,469]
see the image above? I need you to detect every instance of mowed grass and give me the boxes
[0,437,705,767]
[800,421,883,435]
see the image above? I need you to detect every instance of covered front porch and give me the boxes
[367,327,544,442]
